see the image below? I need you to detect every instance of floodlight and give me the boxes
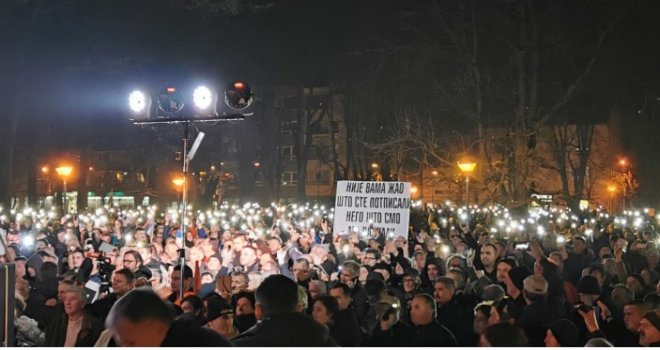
[193,86,213,110]
[224,81,254,110]
[157,87,185,114]
[129,90,147,113]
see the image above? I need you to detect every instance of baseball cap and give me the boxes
[523,275,548,295]
[206,298,234,322]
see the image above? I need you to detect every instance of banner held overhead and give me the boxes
[333,181,411,239]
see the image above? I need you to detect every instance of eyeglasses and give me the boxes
[123,260,136,264]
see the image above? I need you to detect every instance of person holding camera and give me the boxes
[86,268,135,321]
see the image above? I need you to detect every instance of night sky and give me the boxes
[3,0,660,206]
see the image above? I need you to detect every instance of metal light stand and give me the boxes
[133,116,243,301]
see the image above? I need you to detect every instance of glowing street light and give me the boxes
[172,177,185,189]
[371,163,379,169]
[618,158,628,168]
[607,184,617,194]
[607,184,617,213]
[41,166,49,174]
[457,160,477,229]
[56,166,73,212]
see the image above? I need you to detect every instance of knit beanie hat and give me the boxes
[548,319,579,346]
[577,275,601,295]
[508,266,531,291]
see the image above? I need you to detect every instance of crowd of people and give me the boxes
[1,201,660,347]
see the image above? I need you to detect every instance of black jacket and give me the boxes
[405,320,457,347]
[330,308,362,346]
[436,298,468,345]
[363,321,413,347]
[43,311,104,347]
[160,317,232,347]
[86,293,119,321]
[232,312,337,347]
[517,301,550,347]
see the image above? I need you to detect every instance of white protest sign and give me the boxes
[333,181,411,239]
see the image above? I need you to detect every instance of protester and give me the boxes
[43,285,104,347]
[232,275,337,346]
[106,289,232,346]
[3,200,660,347]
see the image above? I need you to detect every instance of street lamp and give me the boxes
[431,170,439,203]
[172,177,185,189]
[55,166,73,212]
[607,184,617,213]
[457,160,477,229]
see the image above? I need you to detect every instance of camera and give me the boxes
[97,257,115,293]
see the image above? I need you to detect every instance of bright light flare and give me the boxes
[129,90,147,113]
[193,85,213,110]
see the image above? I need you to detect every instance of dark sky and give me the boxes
[8,0,660,204]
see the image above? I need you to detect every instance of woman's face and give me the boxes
[312,301,332,325]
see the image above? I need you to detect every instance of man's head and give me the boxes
[522,275,548,304]
[577,275,602,306]
[62,285,87,317]
[433,277,456,305]
[447,267,467,290]
[339,260,361,288]
[330,283,352,311]
[170,265,193,295]
[267,237,282,254]
[239,247,258,267]
[235,291,256,316]
[230,271,249,295]
[122,250,142,272]
[292,259,311,282]
[638,310,660,346]
[254,275,299,320]
[624,300,653,333]
[69,248,85,269]
[402,269,421,293]
[480,244,498,268]
[107,289,174,346]
[362,248,380,267]
[573,236,586,254]
[112,268,135,297]
[496,258,516,283]
[14,256,26,278]
[611,284,635,312]
[425,258,443,282]
[308,280,327,299]
[410,294,436,326]
[232,234,247,252]
[373,262,391,282]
